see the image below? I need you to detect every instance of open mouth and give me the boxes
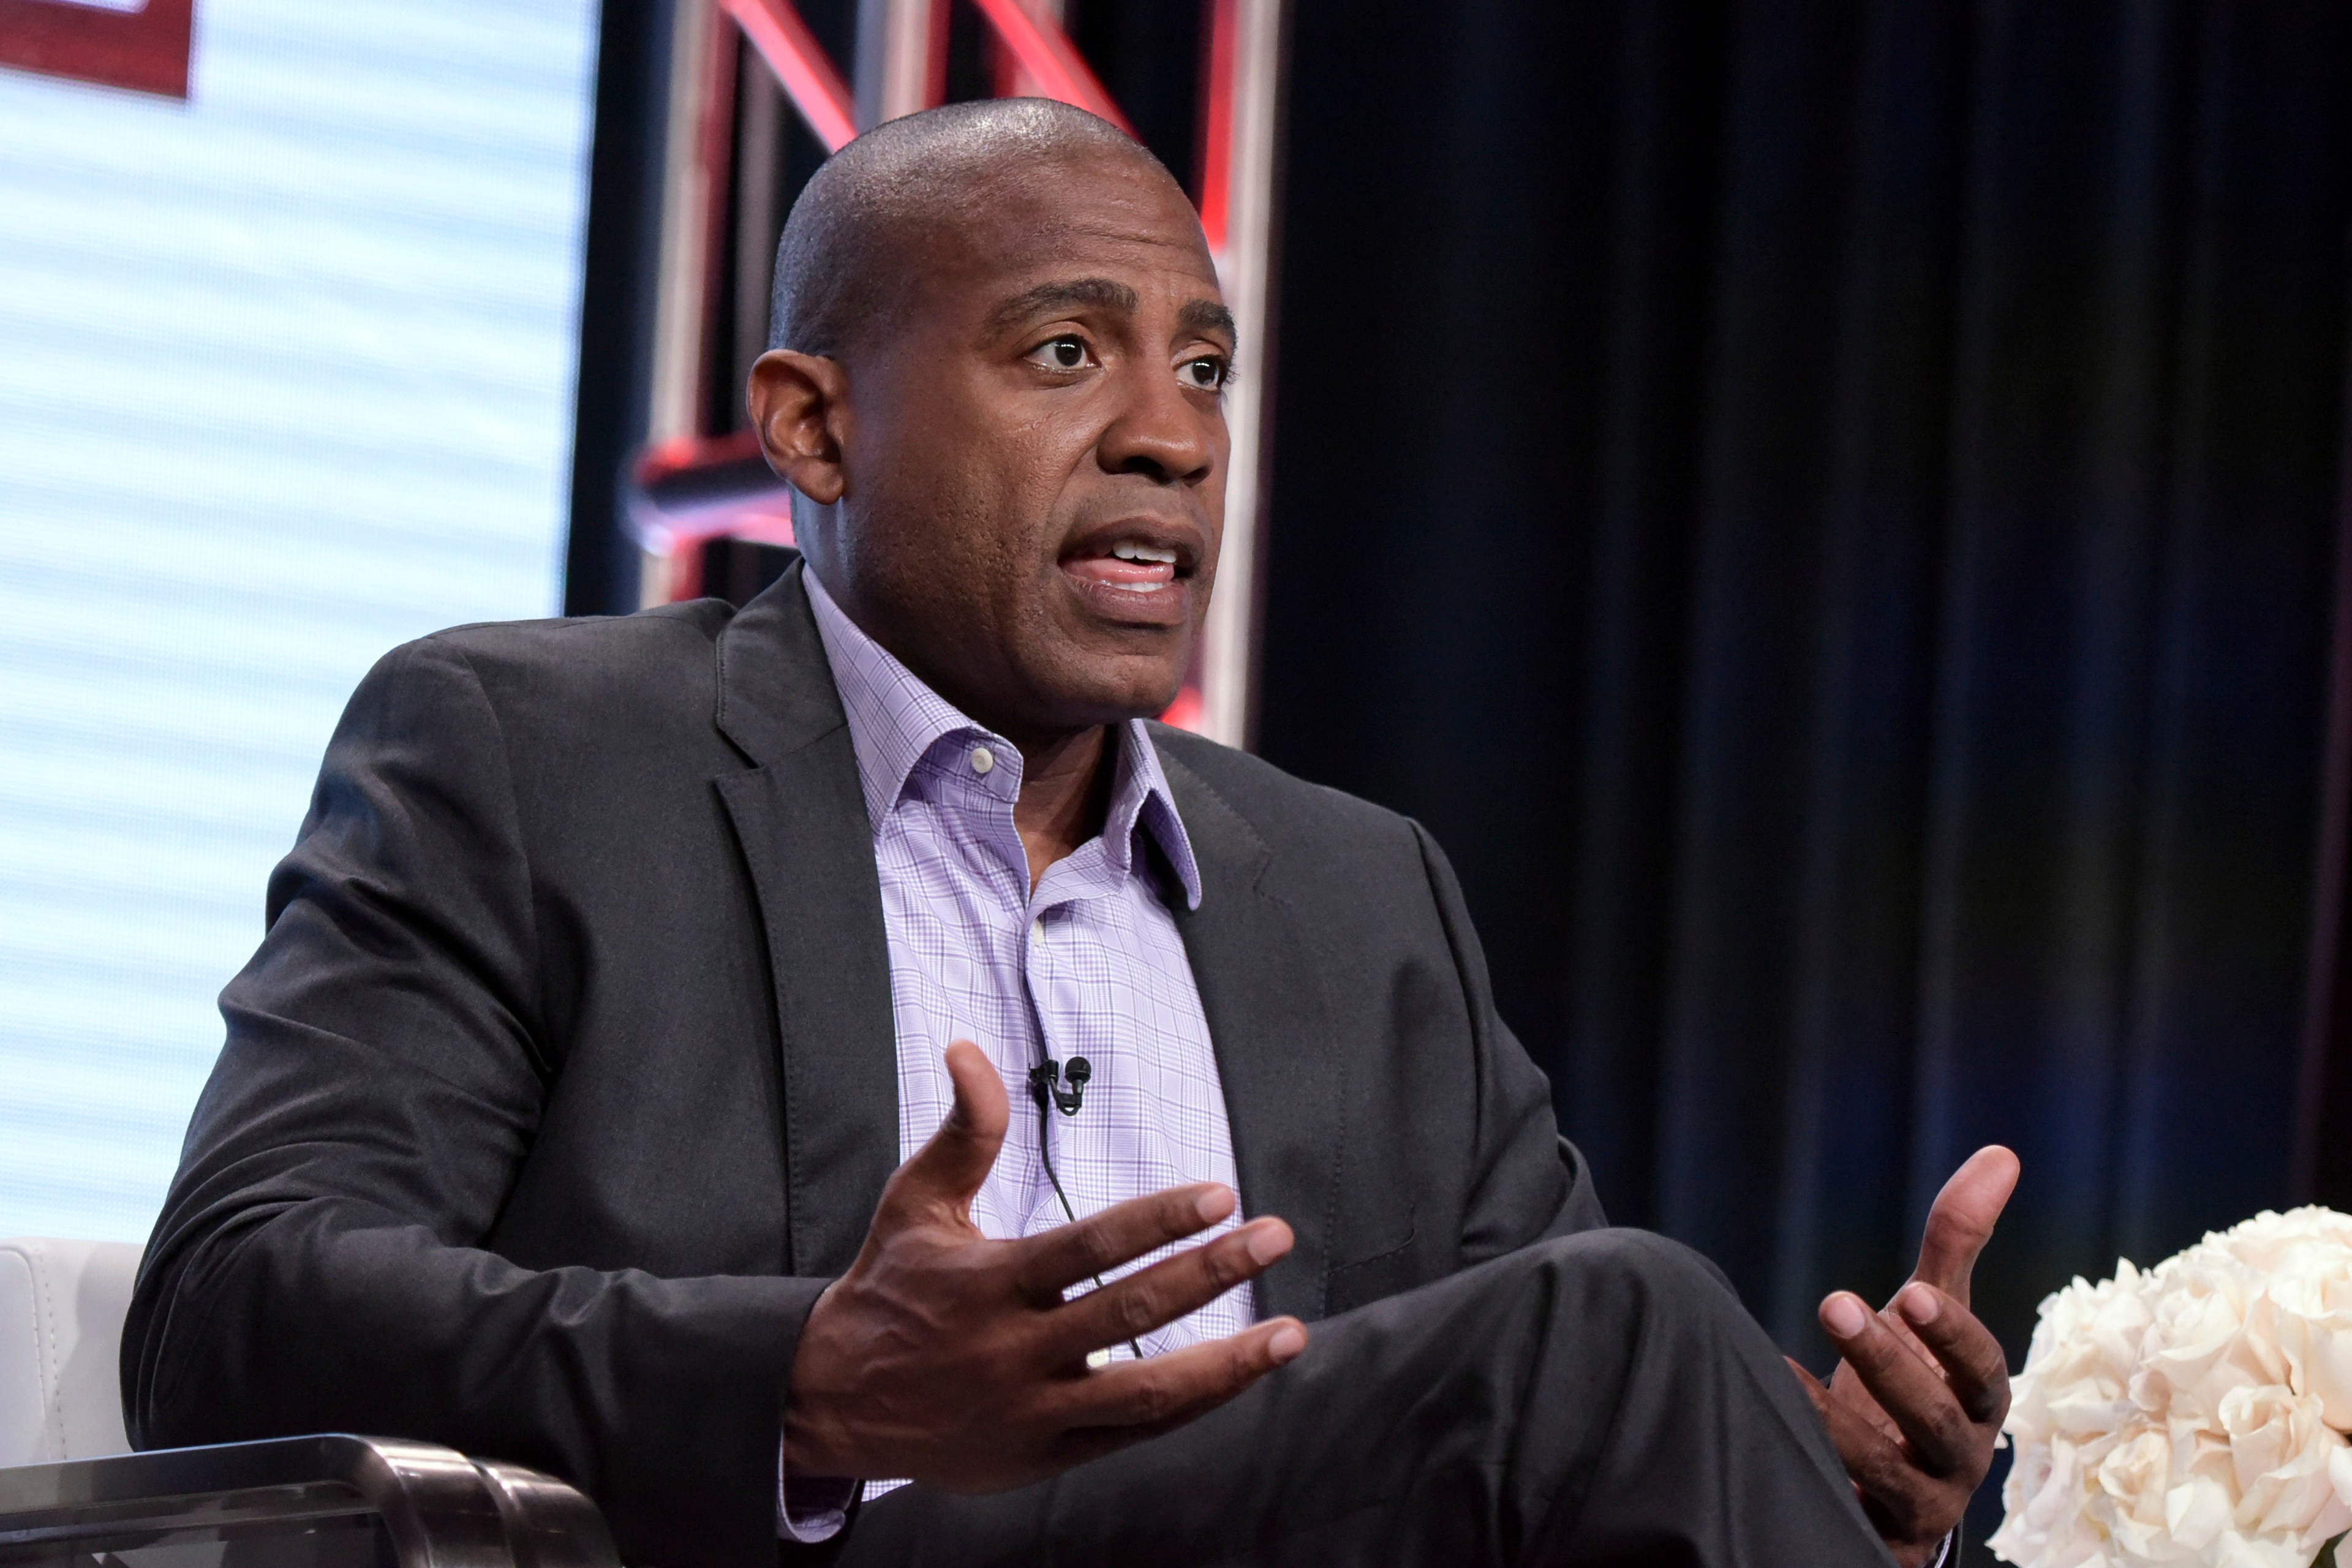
[1058,526,1200,624]
[1065,540,1183,593]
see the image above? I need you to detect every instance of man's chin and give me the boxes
[1093,680,1193,728]
[1023,658,1191,733]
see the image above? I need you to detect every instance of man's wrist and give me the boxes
[781,1410,850,1482]
[782,1279,853,1479]
[778,1277,859,1545]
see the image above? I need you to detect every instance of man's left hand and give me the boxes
[1789,1145,2020,1568]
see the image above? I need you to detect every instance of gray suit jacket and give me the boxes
[123,562,1604,1566]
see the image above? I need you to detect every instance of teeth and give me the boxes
[1109,542,1178,564]
[1110,580,1161,593]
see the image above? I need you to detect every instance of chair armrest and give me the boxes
[0,1433,620,1567]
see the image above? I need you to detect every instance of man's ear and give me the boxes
[747,349,850,507]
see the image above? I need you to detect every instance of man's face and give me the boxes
[813,150,1231,742]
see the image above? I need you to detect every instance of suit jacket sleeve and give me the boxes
[122,636,822,1567]
[1411,821,1610,1259]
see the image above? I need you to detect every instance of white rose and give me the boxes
[1988,1429,2113,1568]
[2087,1427,2175,1559]
[2218,1210,2352,1271]
[1992,1210,2352,1568]
[2134,1253,2269,1430]
[2217,1382,2349,1551]
[2015,1269,2158,1448]
[1997,1270,2162,1567]
[2161,1469,2233,1556]
[2188,1529,2324,1568]
[2266,1241,2352,1429]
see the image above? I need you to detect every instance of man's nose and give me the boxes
[1097,363,1219,486]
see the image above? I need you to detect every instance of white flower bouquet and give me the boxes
[1992,1207,2352,1568]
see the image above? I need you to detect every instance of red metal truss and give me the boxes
[717,0,857,151]
[722,0,1139,146]
[963,0,1133,134]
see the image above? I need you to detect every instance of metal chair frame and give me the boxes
[0,1434,619,1568]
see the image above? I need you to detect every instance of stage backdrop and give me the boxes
[1257,2,2352,1554]
[0,0,598,1242]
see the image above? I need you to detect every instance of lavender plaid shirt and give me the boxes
[782,570,1251,1538]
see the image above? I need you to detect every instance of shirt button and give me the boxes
[969,745,995,776]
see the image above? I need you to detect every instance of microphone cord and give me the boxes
[1030,1055,1145,1364]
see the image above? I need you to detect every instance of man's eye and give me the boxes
[1181,356,1226,390]
[1031,336,1088,371]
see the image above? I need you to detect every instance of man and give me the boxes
[126,100,2016,1566]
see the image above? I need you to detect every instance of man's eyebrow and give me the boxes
[986,278,1139,332]
[1178,299,1238,347]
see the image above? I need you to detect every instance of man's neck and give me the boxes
[800,554,1118,890]
[1010,723,1115,892]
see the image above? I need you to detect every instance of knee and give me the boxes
[1520,1228,1745,1328]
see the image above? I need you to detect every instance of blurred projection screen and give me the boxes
[0,0,600,1240]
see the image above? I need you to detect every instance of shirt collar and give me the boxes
[803,566,1203,909]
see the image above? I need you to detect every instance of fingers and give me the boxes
[1910,1145,2019,1305]
[1014,1183,1242,1298]
[1805,1330,1964,1554]
[1819,1289,1981,1476]
[1045,1317,1309,1461]
[1812,1284,2007,1559]
[1892,1283,2010,1425]
[885,1041,1009,1218]
[1809,1366,1944,1545]
[1044,1218,1294,1358]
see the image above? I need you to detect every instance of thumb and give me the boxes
[1912,1144,2020,1306]
[886,1040,1008,1221]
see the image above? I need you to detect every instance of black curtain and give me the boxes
[1258,4,2352,1550]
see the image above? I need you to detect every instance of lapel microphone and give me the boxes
[1028,1056,1091,1116]
[1026,1052,1137,1359]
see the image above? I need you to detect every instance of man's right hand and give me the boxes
[783,1039,1308,1492]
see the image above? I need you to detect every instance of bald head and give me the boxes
[747,96,1231,749]
[768,98,1186,361]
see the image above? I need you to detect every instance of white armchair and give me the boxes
[0,1235,143,1467]
[0,1235,622,1564]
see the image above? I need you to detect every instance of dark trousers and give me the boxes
[832,1228,1895,1567]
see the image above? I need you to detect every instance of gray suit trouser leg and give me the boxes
[832,1227,1896,1567]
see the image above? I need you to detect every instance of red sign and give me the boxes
[0,0,194,99]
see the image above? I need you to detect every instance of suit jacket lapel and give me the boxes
[707,570,1344,1305]
[712,562,899,1278]
[1160,751,1346,1324]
